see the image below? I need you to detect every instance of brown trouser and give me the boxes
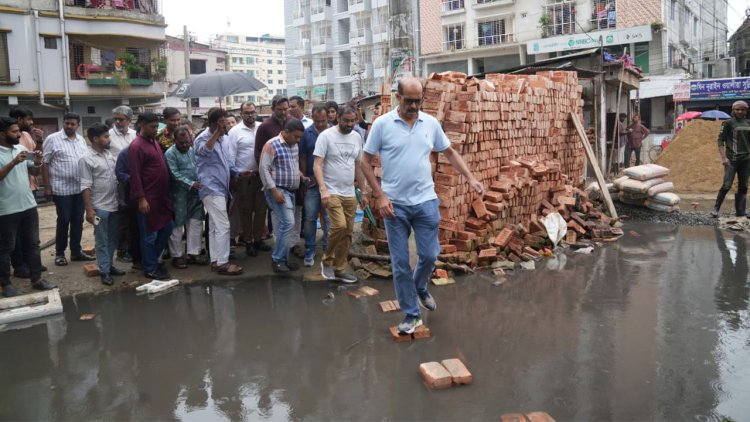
[236,173,268,243]
[322,195,357,273]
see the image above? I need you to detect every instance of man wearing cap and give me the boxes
[712,100,750,218]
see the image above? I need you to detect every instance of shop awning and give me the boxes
[630,74,689,100]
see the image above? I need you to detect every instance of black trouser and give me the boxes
[0,207,43,286]
[714,159,750,215]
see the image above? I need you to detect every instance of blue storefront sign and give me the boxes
[689,77,750,101]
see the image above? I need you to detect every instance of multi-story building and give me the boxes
[284,0,393,103]
[729,10,750,77]
[162,35,226,117]
[212,34,286,108]
[0,0,167,131]
[420,0,729,79]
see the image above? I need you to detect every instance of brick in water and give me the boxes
[413,325,431,339]
[419,362,453,389]
[440,358,473,385]
[390,326,412,343]
[83,263,100,277]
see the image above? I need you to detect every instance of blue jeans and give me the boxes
[94,210,120,274]
[383,199,441,318]
[264,189,295,263]
[53,193,84,257]
[136,213,174,274]
[303,185,329,255]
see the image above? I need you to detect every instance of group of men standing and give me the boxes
[0,77,487,334]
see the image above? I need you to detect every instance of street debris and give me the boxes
[135,279,179,294]
[390,325,430,342]
[79,313,96,321]
[719,216,750,232]
[611,164,681,212]
[378,300,400,313]
[346,286,379,299]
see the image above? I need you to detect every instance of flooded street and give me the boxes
[1,222,749,421]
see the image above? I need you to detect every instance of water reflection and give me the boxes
[0,223,749,421]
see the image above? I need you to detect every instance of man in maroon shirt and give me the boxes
[254,95,289,166]
[128,112,174,280]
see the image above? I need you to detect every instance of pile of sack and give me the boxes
[609,164,681,212]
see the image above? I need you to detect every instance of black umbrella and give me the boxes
[171,71,266,103]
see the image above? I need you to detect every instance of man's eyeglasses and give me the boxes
[401,97,422,105]
[114,117,129,122]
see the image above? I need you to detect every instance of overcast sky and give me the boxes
[162,0,285,42]
[161,0,748,43]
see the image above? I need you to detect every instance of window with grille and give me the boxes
[591,0,616,29]
[441,0,464,12]
[477,20,505,46]
[544,1,576,36]
[0,33,9,82]
[373,7,388,34]
[70,43,85,80]
[125,47,151,79]
[190,59,206,75]
[445,24,464,50]
[312,22,331,45]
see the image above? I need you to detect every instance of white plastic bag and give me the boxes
[541,212,568,247]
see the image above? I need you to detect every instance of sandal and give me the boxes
[172,257,188,269]
[186,254,209,266]
[216,263,243,276]
[54,256,68,266]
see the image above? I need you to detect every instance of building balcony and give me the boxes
[348,0,370,13]
[441,0,465,14]
[440,34,516,54]
[312,70,336,85]
[372,24,387,43]
[310,5,333,22]
[372,0,387,8]
[61,0,164,25]
[69,78,167,97]
[292,8,310,26]
[311,39,334,53]
[349,28,372,46]
[295,73,313,87]
[472,0,513,7]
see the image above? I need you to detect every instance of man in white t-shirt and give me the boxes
[313,105,366,283]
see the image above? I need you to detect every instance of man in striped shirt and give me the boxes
[42,112,95,266]
[259,119,306,273]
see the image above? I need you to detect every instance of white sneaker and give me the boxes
[320,261,336,280]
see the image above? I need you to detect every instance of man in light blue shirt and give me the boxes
[195,108,242,275]
[361,78,484,334]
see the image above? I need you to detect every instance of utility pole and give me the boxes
[183,25,192,120]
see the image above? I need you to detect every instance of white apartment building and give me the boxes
[212,34,287,107]
[0,0,167,130]
[285,0,392,103]
[162,35,226,117]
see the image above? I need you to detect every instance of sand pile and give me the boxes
[656,119,726,193]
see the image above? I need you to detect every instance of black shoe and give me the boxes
[272,261,291,273]
[161,250,171,260]
[254,240,271,252]
[2,284,21,297]
[41,265,48,272]
[245,242,258,257]
[13,267,31,279]
[31,279,57,291]
[71,252,95,262]
[145,269,172,281]
[100,273,114,286]
[132,261,143,271]
[117,253,133,263]
[285,261,300,271]
[109,267,126,276]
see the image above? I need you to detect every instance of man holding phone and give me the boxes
[0,117,56,297]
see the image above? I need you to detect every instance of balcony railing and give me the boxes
[349,28,366,39]
[69,0,160,14]
[441,0,465,13]
[372,24,386,34]
[477,33,515,46]
[444,39,465,51]
[473,0,512,5]
[313,68,333,77]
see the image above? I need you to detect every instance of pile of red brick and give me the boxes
[361,70,620,266]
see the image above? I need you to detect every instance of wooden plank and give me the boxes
[569,112,618,220]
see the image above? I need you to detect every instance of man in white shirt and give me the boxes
[227,102,271,257]
[314,105,366,283]
[289,96,312,129]
[109,105,136,156]
[42,112,95,266]
[109,105,137,263]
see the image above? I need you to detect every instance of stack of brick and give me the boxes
[361,70,619,266]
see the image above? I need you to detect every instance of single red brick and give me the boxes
[419,362,453,389]
[83,263,100,277]
[525,412,556,422]
[390,326,412,343]
[413,325,431,339]
[434,268,449,278]
[441,358,473,385]
[479,248,497,258]
[493,227,513,248]
[484,191,504,202]
[500,414,530,422]
[472,198,488,219]
[440,244,457,254]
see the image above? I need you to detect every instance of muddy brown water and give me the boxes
[1,222,749,421]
